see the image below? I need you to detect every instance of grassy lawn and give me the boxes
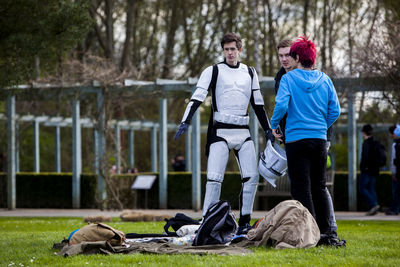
[0,217,399,266]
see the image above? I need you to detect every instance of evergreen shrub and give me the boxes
[0,171,394,210]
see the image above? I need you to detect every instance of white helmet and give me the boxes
[259,140,287,187]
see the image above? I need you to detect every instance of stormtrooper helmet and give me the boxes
[259,140,287,187]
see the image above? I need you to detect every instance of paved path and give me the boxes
[1,208,399,221]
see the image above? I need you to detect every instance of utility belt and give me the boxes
[214,112,249,126]
[213,121,249,130]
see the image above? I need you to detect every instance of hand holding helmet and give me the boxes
[265,129,275,143]
[271,128,283,142]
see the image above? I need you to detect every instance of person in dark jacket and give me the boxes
[273,39,345,247]
[171,154,186,172]
[359,124,380,215]
[274,39,294,138]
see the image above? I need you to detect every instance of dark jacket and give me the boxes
[360,136,380,176]
[274,67,288,140]
[274,67,287,94]
[394,139,400,178]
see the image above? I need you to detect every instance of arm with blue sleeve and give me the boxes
[270,76,291,130]
[326,78,341,127]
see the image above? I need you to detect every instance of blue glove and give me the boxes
[174,122,189,140]
[265,129,275,143]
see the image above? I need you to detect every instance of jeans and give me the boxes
[326,187,337,235]
[286,139,331,235]
[390,179,400,213]
[358,173,378,209]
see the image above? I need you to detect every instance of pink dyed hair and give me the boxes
[289,36,317,68]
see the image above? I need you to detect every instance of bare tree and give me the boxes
[320,0,328,71]
[161,0,180,78]
[89,0,115,61]
[120,0,135,71]
[347,0,354,76]
[303,0,310,34]
[265,0,276,76]
[251,0,261,75]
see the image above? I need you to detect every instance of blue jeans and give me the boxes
[390,179,400,213]
[325,187,337,235]
[358,173,378,208]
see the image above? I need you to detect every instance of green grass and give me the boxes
[0,218,399,266]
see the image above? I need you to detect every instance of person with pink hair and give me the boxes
[270,36,342,246]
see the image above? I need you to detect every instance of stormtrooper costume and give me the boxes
[179,60,270,225]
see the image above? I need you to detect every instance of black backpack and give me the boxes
[192,200,238,246]
[163,213,200,236]
[374,140,386,168]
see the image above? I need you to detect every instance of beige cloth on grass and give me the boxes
[247,200,320,249]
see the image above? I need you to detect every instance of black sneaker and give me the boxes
[366,205,380,216]
[231,223,252,244]
[385,210,399,215]
[236,223,252,235]
[317,234,346,248]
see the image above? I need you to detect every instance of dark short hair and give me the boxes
[277,39,293,50]
[221,32,242,50]
[362,124,373,135]
[389,125,396,134]
[289,36,317,68]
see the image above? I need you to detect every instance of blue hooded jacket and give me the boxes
[270,69,340,142]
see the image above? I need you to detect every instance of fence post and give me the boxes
[347,90,357,211]
[159,98,168,208]
[7,94,16,210]
[72,98,82,209]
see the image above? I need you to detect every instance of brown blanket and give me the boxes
[56,240,253,257]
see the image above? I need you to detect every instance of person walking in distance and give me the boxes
[359,124,381,216]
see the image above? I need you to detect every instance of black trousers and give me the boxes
[285,138,330,235]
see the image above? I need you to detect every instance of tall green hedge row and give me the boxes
[0,171,394,211]
[0,172,97,208]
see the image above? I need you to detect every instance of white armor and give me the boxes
[180,61,269,218]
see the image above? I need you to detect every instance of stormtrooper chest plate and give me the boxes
[215,65,252,115]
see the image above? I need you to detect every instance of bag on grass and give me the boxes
[192,200,237,246]
[163,213,200,236]
[69,223,125,246]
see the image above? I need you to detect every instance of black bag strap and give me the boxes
[126,232,170,238]
[205,64,219,157]
[247,66,254,81]
[163,218,177,236]
[163,213,199,236]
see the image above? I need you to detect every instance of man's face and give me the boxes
[223,41,241,66]
[278,47,295,71]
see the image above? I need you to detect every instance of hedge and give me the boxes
[0,172,97,208]
[0,171,395,211]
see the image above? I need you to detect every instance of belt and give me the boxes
[214,112,249,126]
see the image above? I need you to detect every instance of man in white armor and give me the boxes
[174,33,274,235]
